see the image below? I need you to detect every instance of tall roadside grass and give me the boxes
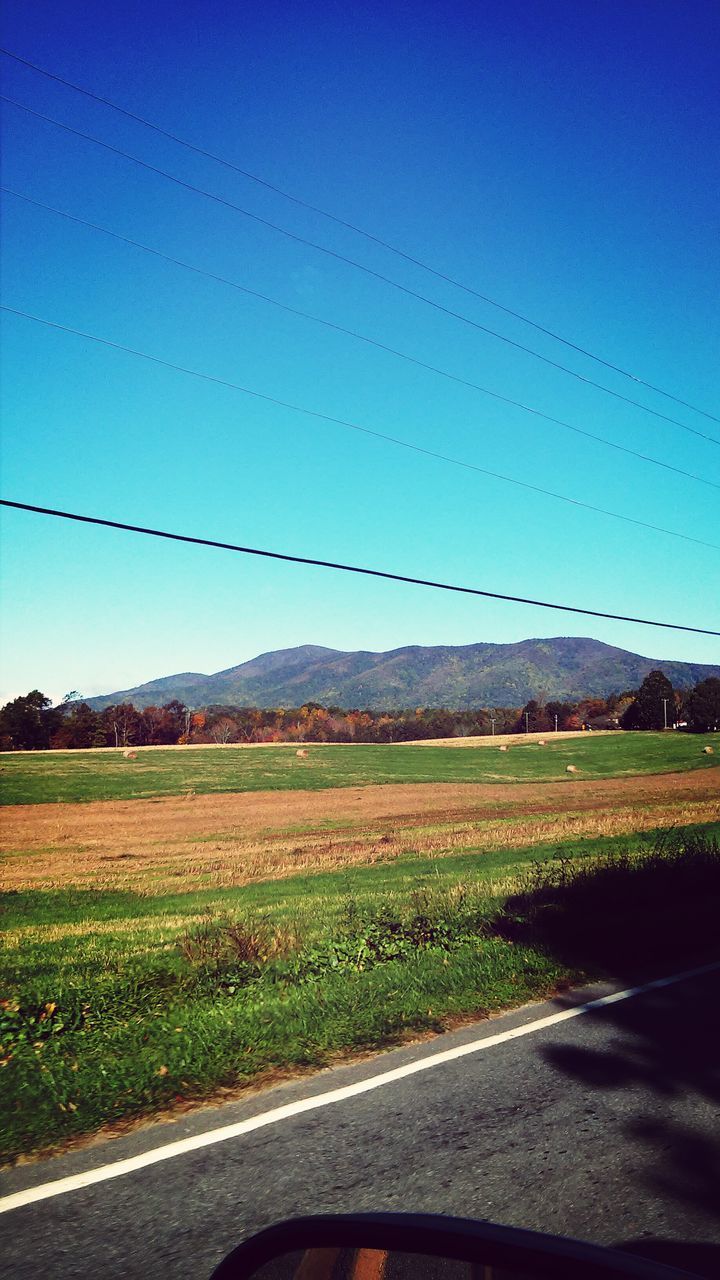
[2,826,718,1162]
[495,826,720,971]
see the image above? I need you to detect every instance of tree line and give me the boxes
[0,671,718,751]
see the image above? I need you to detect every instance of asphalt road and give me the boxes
[1,966,719,1278]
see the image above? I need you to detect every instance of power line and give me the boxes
[3,304,718,554]
[4,94,719,449]
[5,187,716,493]
[2,499,718,636]
[2,44,717,428]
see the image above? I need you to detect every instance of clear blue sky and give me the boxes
[1,0,718,704]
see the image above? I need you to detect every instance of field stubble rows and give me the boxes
[2,769,718,894]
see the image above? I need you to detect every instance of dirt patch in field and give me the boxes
[2,769,716,844]
[404,730,614,747]
[2,770,718,893]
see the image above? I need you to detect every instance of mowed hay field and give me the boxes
[3,766,720,895]
[2,730,718,806]
[1,733,719,1161]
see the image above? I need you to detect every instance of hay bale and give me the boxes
[122,749,138,760]
[499,744,508,752]
[296,749,309,759]
[566,764,578,774]
[538,739,546,746]
[703,745,714,754]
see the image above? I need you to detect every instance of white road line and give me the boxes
[2,960,718,1215]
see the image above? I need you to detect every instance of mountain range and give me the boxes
[85,638,720,711]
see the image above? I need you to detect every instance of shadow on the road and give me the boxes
[494,832,720,1275]
[620,1241,720,1276]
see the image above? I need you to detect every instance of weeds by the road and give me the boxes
[2,823,718,1162]
[496,826,720,971]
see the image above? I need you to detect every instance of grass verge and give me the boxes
[2,822,718,1162]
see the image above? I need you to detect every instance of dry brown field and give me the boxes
[3,768,718,895]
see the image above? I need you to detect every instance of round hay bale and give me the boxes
[703,745,714,754]
[296,749,309,759]
[566,764,578,774]
[122,749,138,760]
[499,744,508,752]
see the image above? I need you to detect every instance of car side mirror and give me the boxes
[210,1214,695,1279]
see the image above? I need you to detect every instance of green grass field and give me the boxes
[2,732,717,805]
[4,823,679,936]
[2,730,718,1161]
[2,821,719,1161]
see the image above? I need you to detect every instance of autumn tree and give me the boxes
[515,700,551,733]
[182,711,206,743]
[99,703,142,747]
[607,692,635,724]
[209,715,238,744]
[685,677,720,733]
[621,670,675,730]
[545,701,575,730]
[577,697,609,725]
[51,702,98,749]
[161,700,189,742]
[0,691,61,750]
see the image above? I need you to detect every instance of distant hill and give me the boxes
[85,638,720,711]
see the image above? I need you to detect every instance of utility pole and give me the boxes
[662,697,669,730]
[490,717,496,736]
[525,711,529,734]
[554,714,558,732]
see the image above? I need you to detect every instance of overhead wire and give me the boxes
[2,56,717,649]
[3,94,719,449]
[1,500,718,636]
[3,304,718,554]
[1,44,717,427]
[4,186,716,492]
